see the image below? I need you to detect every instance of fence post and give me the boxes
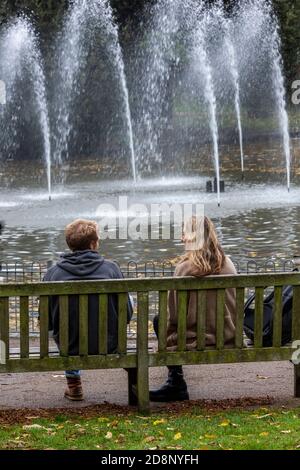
[293,286,300,398]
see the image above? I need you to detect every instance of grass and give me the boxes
[1,405,300,450]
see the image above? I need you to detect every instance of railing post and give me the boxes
[137,292,149,414]
[292,286,300,398]
[295,366,300,398]
[0,297,9,363]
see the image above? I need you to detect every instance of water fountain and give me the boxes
[53,0,136,181]
[0,0,292,204]
[0,17,51,199]
[270,16,292,192]
[132,0,187,174]
[0,0,297,268]
[224,21,244,176]
[191,8,221,206]
[236,0,291,191]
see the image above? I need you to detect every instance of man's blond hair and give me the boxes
[65,219,99,252]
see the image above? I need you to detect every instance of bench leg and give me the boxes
[295,365,300,398]
[137,363,150,414]
[126,368,137,406]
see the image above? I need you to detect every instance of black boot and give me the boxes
[149,366,189,402]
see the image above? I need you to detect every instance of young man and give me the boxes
[43,219,133,401]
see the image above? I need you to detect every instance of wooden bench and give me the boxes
[1,273,300,413]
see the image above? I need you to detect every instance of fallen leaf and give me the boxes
[219,420,230,427]
[153,419,166,426]
[105,432,113,440]
[174,433,182,440]
[22,424,44,430]
[144,436,156,443]
[256,414,273,419]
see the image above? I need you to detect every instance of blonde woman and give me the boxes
[150,216,237,402]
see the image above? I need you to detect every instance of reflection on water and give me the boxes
[1,206,300,266]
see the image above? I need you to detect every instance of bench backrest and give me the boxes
[0,273,300,372]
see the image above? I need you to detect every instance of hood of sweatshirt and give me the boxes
[57,250,105,277]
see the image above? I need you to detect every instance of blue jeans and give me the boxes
[65,370,81,379]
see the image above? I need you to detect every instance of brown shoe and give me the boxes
[64,377,84,401]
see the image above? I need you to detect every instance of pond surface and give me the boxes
[1,168,300,270]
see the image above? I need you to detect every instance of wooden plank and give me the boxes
[59,296,69,357]
[99,294,108,355]
[1,272,300,297]
[0,346,294,374]
[292,286,300,341]
[216,290,225,350]
[0,297,9,361]
[177,291,187,352]
[137,292,149,413]
[118,293,128,354]
[197,290,206,350]
[149,347,293,367]
[254,287,264,348]
[39,296,49,358]
[0,354,137,373]
[235,288,245,349]
[79,295,88,356]
[295,365,300,398]
[158,291,168,352]
[20,296,29,359]
[273,286,283,347]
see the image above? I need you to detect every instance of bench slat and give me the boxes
[293,286,300,341]
[59,296,69,357]
[0,297,9,361]
[20,296,29,359]
[39,296,49,358]
[273,286,283,347]
[79,295,89,356]
[197,290,206,350]
[99,294,108,355]
[158,291,168,352]
[2,273,300,296]
[254,287,264,348]
[118,293,128,355]
[235,288,245,349]
[177,291,187,352]
[137,292,149,413]
[216,289,225,350]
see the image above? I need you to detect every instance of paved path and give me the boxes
[0,361,299,410]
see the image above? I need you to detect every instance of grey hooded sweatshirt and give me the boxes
[43,250,133,355]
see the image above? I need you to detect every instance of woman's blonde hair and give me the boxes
[180,216,225,275]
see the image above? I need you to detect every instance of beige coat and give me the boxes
[167,256,237,351]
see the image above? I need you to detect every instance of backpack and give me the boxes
[243,284,294,347]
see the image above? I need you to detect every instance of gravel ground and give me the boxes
[0,361,299,410]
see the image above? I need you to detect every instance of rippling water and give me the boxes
[1,174,300,269]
